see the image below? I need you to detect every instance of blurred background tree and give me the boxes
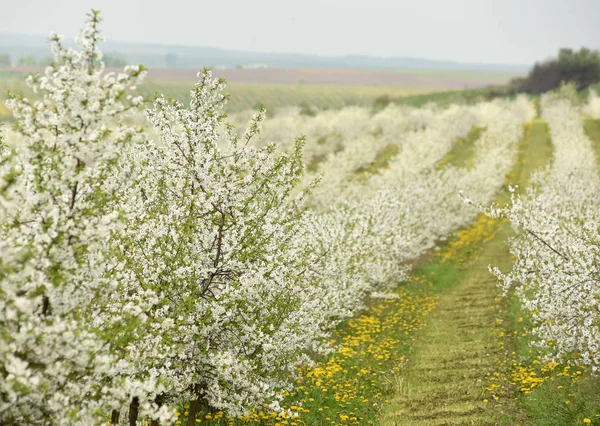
[512,47,600,94]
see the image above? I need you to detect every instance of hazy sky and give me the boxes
[1,0,599,65]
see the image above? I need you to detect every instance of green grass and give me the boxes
[499,119,552,201]
[584,118,600,169]
[355,144,400,178]
[387,68,522,83]
[390,86,508,108]
[382,221,517,426]
[517,373,600,425]
[436,126,484,170]
[0,69,26,82]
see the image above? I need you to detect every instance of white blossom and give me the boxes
[487,92,600,367]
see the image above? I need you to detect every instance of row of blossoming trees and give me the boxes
[3,10,586,426]
[489,92,600,369]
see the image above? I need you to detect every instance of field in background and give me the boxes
[143,81,439,112]
[0,66,523,118]
[3,67,600,120]
[148,67,520,87]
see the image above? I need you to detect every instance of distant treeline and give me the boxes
[510,48,600,94]
[382,48,600,111]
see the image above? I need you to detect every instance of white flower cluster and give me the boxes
[306,103,484,207]
[268,97,534,317]
[582,89,600,118]
[489,94,600,368]
[0,10,157,425]
[115,73,336,417]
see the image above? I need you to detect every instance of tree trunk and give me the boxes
[128,397,139,426]
[111,409,120,425]
[150,393,166,426]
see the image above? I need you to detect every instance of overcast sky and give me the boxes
[1,0,599,65]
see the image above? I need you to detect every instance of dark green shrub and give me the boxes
[512,48,600,94]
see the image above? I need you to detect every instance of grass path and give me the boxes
[381,119,552,426]
[436,126,484,170]
[381,220,514,426]
[584,118,600,168]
